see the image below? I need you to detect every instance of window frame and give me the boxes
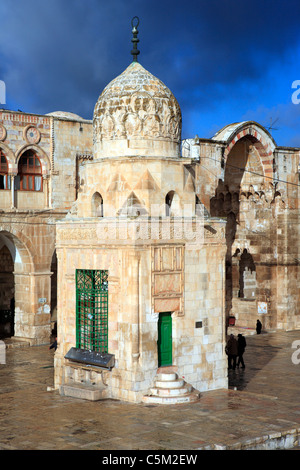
[75,269,109,353]
[0,150,11,190]
[17,150,43,192]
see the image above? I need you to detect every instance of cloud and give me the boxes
[0,0,300,145]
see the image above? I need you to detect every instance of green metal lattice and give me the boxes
[76,269,108,353]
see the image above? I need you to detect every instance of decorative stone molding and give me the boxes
[0,124,7,141]
[93,62,182,158]
[56,218,225,245]
[151,245,184,316]
[23,125,41,145]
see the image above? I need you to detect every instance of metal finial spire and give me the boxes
[131,16,140,62]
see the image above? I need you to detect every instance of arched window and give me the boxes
[165,191,175,216]
[16,150,42,191]
[0,150,11,190]
[239,249,256,299]
[165,191,181,216]
[91,192,103,217]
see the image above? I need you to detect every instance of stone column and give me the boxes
[131,253,141,364]
[10,175,15,209]
[43,175,50,208]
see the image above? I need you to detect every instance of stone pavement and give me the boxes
[0,330,300,451]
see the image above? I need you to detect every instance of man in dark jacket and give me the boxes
[237,334,246,368]
[226,334,238,370]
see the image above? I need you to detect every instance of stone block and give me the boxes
[60,383,108,401]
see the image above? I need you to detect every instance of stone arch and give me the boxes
[0,142,15,173]
[212,122,279,331]
[0,230,33,273]
[0,230,34,340]
[223,122,276,180]
[15,144,51,175]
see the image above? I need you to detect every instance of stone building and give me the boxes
[183,121,300,332]
[54,61,227,403]
[1,25,300,404]
[0,109,92,342]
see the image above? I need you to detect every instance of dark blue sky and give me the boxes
[1,0,300,147]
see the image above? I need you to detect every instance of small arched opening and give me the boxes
[239,249,256,299]
[92,192,103,217]
[165,191,181,216]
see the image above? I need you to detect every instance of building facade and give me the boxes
[1,58,299,404]
[184,121,300,332]
[0,109,92,342]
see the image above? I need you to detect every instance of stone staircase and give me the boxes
[143,370,200,405]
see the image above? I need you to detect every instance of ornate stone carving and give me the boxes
[93,62,182,145]
[58,228,98,241]
[24,125,41,144]
[151,245,184,316]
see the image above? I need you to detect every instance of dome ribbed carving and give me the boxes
[93,62,182,158]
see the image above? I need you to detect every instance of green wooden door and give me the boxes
[158,312,172,367]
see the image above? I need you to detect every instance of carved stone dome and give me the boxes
[93,62,182,158]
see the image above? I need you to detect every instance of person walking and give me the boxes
[237,334,246,368]
[226,334,238,370]
[49,337,57,351]
[256,319,262,334]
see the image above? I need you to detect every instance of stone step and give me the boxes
[156,372,177,382]
[150,383,193,397]
[142,371,200,405]
[155,378,185,389]
[143,389,200,405]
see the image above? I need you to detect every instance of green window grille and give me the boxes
[76,269,108,353]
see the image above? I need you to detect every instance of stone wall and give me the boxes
[55,215,227,402]
[0,110,93,344]
[0,213,59,343]
[184,122,300,332]
[76,155,197,220]
[50,117,92,210]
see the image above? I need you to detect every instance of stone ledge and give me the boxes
[60,383,108,401]
[197,427,300,450]
[3,337,32,348]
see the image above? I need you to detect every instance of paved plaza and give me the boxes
[0,330,300,450]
